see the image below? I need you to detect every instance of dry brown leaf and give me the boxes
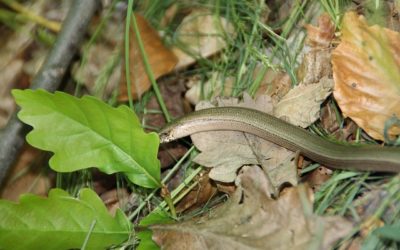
[0,145,50,201]
[119,14,178,101]
[100,188,129,216]
[191,94,297,191]
[175,171,217,213]
[253,66,292,103]
[320,104,358,141]
[302,166,332,191]
[297,49,333,85]
[151,166,352,250]
[274,77,334,128]
[304,13,335,49]
[332,11,400,140]
[172,10,235,70]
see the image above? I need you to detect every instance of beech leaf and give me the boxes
[332,12,400,140]
[12,89,161,188]
[274,76,334,128]
[0,188,132,250]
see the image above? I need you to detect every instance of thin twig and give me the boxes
[0,0,101,187]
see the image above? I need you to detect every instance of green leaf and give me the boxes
[0,188,132,250]
[374,224,400,241]
[12,89,161,188]
[137,210,174,250]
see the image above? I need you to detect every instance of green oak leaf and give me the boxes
[0,188,132,250]
[12,89,161,188]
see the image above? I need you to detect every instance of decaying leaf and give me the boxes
[100,188,130,216]
[119,14,178,101]
[297,49,333,86]
[0,145,50,201]
[150,166,352,250]
[254,67,292,103]
[176,171,217,213]
[274,77,334,128]
[332,11,400,140]
[191,94,297,190]
[304,13,335,49]
[172,10,235,69]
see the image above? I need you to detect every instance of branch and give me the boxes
[0,0,101,186]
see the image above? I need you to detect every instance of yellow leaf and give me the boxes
[332,12,400,140]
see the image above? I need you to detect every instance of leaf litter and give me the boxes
[150,166,352,250]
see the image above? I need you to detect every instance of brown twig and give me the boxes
[0,0,101,187]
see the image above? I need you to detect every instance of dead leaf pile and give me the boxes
[150,166,352,250]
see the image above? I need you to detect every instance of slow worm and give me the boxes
[159,107,400,172]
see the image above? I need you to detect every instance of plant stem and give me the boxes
[1,0,61,32]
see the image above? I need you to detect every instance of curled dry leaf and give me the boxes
[332,12,400,140]
[172,10,235,70]
[296,13,334,89]
[191,94,297,191]
[119,14,178,101]
[274,77,334,128]
[151,166,352,250]
[304,13,335,49]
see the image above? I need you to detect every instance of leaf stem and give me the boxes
[128,146,196,220]
[161,186,176,218]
